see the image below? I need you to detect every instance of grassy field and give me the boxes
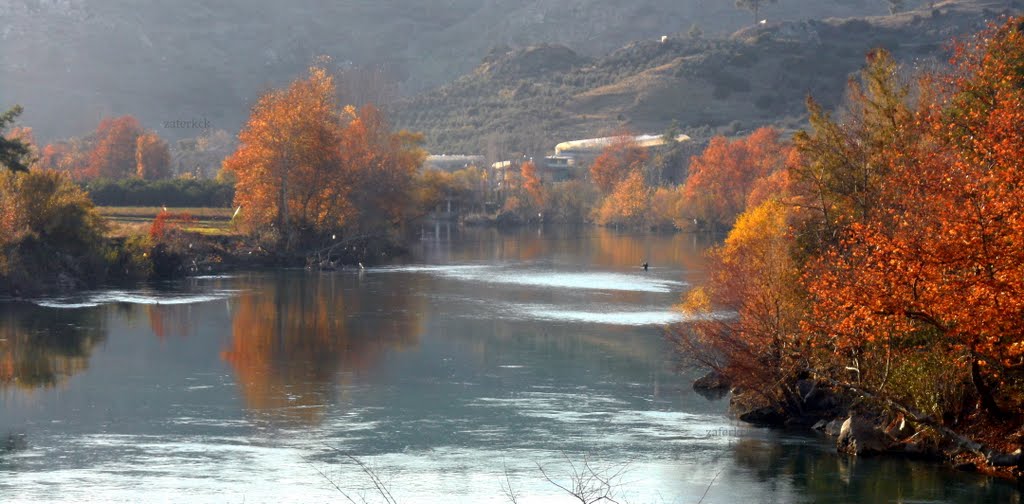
[99,206,237,237]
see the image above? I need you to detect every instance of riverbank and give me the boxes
[0,230,407,298]
[696,372,1024,482]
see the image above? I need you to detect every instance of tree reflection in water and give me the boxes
[219,273,426,426]
[730,437,1022,503]
[0,303,106,390]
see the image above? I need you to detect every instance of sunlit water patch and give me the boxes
[515,305,685,326]
[494,302,733,326]
[372,264,685,293]
[32,289,239,308]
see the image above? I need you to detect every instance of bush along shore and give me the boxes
[673,19,1024,483]
[2,225,407,298]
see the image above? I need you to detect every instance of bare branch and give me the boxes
[501,459,521,504]
[302,456,361,504]
[696,468,723,504]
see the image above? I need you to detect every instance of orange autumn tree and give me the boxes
[88,116,143,179]
[648,185,687,230]
[224,66,346,246]
[340,104,426,233]
[589,134,648,194]
[39,140,91,180]
[135,131,171,180]
[596,169,650,227]
[224,66,423,248]
[807,19,1024,420]
[520,160,545,210]
[671,199,807,412]
[682,127,791,230]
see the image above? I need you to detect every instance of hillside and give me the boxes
[0,0,891,141]
[389,0,1022,156]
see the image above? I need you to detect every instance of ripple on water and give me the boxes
[500,302,732,326]
[32,290,239,308]
[372,264,686,293]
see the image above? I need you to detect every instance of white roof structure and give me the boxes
[555,134,691,156]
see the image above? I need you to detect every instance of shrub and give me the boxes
[0,170,109,294]
[82,178,234,207]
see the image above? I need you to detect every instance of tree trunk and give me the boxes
[971,357,1005,418]
[278,154,291,251]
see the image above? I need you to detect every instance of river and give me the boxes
[0,227,1019,503]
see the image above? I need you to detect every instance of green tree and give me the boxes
[735,0,777,25]
[789,49,914,258]
[0,106,31,173]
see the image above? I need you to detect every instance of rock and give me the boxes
[988,449,1024,467]
[836,415,895,456]
[825,418,845,438]
[729,390,777,422]
[811,418,846,438]
[693,370,731,400]
[884,414,915,440]
[739,406,787,427]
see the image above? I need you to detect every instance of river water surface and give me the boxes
[1,227,1020,503]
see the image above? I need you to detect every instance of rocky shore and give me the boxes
[694,371,1024,481]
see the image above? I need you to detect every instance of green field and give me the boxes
[99,206,236,236]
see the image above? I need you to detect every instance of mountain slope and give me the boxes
[0,0,891,141]
[389,0,1020,156]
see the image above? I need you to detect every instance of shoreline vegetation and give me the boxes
[673,18,1024,482]
[2,13,1024,492]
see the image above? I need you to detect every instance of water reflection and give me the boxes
[146,304,198,340]
[220,273,426,426]
[730,436,1023,503]
[420,226,714,278]
[0,303,105,390]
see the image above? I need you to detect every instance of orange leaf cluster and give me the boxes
[809,19,1024,374]
[520,160,545,209]
[589,135,648,194]
[223,67,424,245]
[88,116,144,179]
[682,127,791,229]
[135,132,171,180]
[596,169,650,227]
[674,20,1024,427]
[38,115,171,181]
[149,211,194,240]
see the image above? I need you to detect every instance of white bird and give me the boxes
[759,19,767,25]
[358,262,365,270]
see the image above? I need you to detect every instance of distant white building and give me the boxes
[554,133,691,157]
